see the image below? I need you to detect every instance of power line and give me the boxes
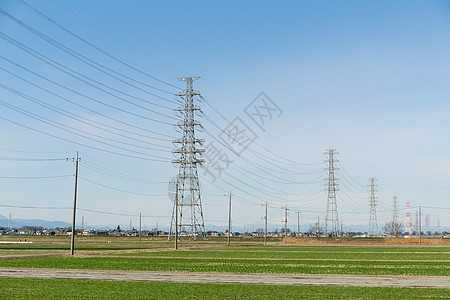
[81,154,170,181]
[79,176,165,197]
[82,163,155,184]
[227,163,323,196]
[202,117,320,177]
[0,56,175,140]
[412,205,450,210]
[0,17,326,202]
[16,0,182,90]
[0,204,70,210]
[0,204,169,218]
[0,7,178,104]
[200,95,322,167]
[0,83,172,151]
[0,156,67,161]
[0,98,171,160]
[337,162,366,188]
[0,31,176,125]
[0,115,169,162]
[0,175,72,179]
[53,0,185,76]
[0,65,174,146]
[202,126,321,185]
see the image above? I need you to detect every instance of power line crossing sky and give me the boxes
[0,0,449,231]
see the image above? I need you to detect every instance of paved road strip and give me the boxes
[0,268,448,288]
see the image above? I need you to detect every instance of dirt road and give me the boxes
[0,268,448,288]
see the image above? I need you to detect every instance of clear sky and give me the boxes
[0,0,449,232]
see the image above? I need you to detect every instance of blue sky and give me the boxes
[0,0,449,231]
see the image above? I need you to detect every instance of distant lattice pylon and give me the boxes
[392,196,399,223]
[368,177,378,235]
[324,149,339,237]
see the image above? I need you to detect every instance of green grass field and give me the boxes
[0,277,449,299]
[0,236,448,299]
[119,248,450,260]
[1,256,448,276]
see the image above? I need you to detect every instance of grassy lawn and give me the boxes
[0,277,448,299]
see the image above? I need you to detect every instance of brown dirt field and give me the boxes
[283,237,450,246]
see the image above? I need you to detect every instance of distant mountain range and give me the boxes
[0,213,375,232]
[0,214,71,229]
[3,214,441,233]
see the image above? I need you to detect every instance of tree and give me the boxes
[280,228,291,234]
[307,223,323,235]
[384,221,404,237]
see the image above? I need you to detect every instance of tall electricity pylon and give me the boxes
[368,177,378,235]
[392,196,399,223]
[169,77,206,240]
[325,149,339,237]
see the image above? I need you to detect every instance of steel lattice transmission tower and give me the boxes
[368,177,378,235]
[324,149,339,237]
[169,77,206,240]
[392,196,399,223]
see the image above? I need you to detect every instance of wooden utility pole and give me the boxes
[227,192,232,246]
[297,211,300,238]
[317,216,320,240]
[70,151,80,256]
[419,206,422,245]
[139,212,142,242]
[175,182,178,250]
[264,201,268,245]
[284,205,288,241]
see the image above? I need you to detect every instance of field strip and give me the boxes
[95,255,450,263]
[0,268,449,288]
[213,250,450,254]
[0,253,65,260]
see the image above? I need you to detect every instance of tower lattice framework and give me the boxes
[169,77,206,240]
[368,177,378,235]
[392,196,399,223]
[325,149,339,237]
